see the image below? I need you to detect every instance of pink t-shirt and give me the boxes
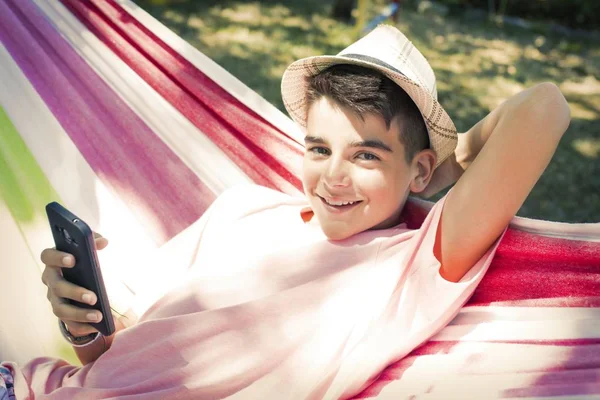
[5,184,501,399]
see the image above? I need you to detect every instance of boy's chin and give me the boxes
[317,220,360,241]
[323,230,354,241]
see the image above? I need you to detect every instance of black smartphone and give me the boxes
[45,202,115,336]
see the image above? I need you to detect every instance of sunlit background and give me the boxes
[136,0,599,223]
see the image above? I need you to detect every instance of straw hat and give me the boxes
[281,24,457,167]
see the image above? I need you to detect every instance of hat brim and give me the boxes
[281,55,457,167]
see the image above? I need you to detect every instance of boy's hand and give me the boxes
[40,232,109,337]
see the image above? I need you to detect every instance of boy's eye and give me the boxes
[356,152,380,161]
[309,147,330,156]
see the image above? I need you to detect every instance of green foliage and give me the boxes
[136,0,599,222]
[436,0,600,30]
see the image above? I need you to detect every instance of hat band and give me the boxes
[340,53,406,77]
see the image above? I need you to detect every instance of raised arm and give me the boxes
[435,82,571,282]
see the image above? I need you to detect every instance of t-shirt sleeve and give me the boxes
[399,191,507,340]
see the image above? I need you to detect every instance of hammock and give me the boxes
[1,0,599,398]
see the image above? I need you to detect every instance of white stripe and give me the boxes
[433,319,600,342]
[113,0,305,145]
[451,306,600,325]
[34,0,252,195]
[509,215,600,242]
[436,306,600,341]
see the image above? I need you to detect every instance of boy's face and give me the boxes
[302,97,417,240]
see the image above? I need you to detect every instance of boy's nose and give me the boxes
[324,157,351,187]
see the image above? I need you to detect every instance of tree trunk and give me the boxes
[331,0,357,22]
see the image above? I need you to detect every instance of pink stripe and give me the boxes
[59,0,304,196]
[0,0,215,244]
[505,383,600,398]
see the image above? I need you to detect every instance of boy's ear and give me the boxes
[409,149,437,193]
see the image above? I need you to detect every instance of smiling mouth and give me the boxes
[318,195,363,210]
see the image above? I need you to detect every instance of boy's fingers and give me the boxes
[51,278,97,306]
[41,248,75,268]
[63,321,98,337]
[42,233,107,268]
[95,237,109,250]
[93,232,109,250]
[41,264,61,287]
[53,301,103,324]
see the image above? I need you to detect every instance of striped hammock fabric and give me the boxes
[1,0,599,398]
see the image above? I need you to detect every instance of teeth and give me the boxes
[325,198,356,206]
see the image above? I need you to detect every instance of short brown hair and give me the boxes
[305,64,429,162]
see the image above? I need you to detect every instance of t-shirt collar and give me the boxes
[300,206,408,229]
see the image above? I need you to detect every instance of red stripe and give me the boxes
[469,228,600,307]
[58,0,304,196]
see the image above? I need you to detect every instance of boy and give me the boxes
[12,25,569,399]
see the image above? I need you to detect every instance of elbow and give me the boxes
[531,82,571,138]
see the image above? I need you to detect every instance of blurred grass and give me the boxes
[136,0,599,223]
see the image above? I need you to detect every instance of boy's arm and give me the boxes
[434,82,571,282]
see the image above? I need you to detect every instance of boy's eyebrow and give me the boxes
[304,136,325,144]
[350,139,393,153]
[304,136,394,153]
